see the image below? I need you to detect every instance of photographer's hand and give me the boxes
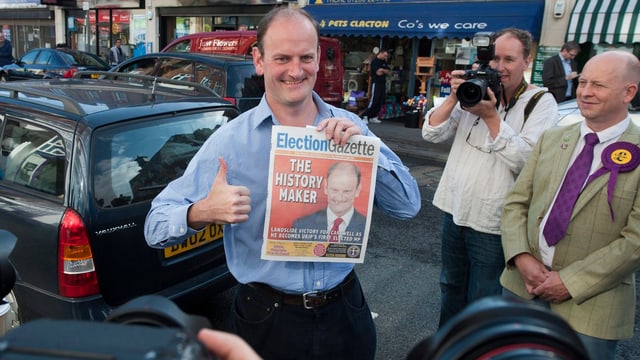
[427,70,466,127]
[463,87,501,138]
[198,328,262,360]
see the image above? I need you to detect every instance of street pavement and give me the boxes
[367,116,450,166]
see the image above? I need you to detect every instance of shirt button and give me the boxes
[179,226,185,234]
[316,280,321,287]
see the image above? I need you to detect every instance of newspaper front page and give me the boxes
[261,125,380,263]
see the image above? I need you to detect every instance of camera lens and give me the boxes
[457,79,487,107]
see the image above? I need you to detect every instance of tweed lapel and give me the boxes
[572,122,640,217]
[544,124,581,208]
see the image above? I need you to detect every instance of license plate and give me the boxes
[90,73,100,79]
[163,224,224,258]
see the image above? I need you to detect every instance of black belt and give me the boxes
[246,271,356,310]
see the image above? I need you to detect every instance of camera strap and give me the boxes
[503,79,528,113]
[523,90,549,124]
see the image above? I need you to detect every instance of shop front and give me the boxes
[303,0,545,111]
[66,8,143,60]
[0,0,55,59]
[565,0,640,55]
[153,0,285,53]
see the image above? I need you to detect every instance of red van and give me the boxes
[162,30,344,106]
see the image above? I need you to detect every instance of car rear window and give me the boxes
[1,119,65,196]
[92,109,234,208]
[228,63,264,98]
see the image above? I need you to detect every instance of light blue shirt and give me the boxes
[561,53,573,98]
[144,92,421,293]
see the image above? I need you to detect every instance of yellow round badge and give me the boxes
[611,149,633,165]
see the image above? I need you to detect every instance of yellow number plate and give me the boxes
[164,224,224,258]
[90,73,100,79]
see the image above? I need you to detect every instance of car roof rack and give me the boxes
[0,74,225,116]
[74,71,222,98]
[0,82,87,115]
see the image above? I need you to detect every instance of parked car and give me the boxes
[556,98,640,126]
[161,30,344,106]
[0,48,111,82]
[0,75,239,334]
[109,52,264,112]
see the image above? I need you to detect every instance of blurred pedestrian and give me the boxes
[0,32,13,66]
[361,48,390,124]
[542,41,580,102]
[422,28,558,328]
[144,6,420,360]
[501,50,640,360]
[108,39,126,66]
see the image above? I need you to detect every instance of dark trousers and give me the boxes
[439,213,504,328]
[361,82,386,119]
[230,273,376,360]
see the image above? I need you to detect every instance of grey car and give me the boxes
[0,76,238,334]
[110,52,265,112]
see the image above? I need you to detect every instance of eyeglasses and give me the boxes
[568,51,579,58]
[465,117,492,153]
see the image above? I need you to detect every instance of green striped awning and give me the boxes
[566,0,640,45]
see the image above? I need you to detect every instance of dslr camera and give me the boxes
[456,32,502,108]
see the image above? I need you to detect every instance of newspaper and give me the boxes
[261,125,380,263]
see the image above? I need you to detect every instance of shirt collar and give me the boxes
[327,207,355,226]
[580,117,631,144]
[248,92,331,129]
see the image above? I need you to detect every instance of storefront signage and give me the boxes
[320,19,488,31]
[75,10,130,24]
[531,45,560,86]
[305,1,544,40]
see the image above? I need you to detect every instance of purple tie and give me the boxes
[543,133,599,246]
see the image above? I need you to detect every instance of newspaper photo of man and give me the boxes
[290,161,366,243]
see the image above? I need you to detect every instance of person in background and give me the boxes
[0,32,13,66]
[361,48,390,124]
[500,50,640,360]
[421,28,558,328]
[542,41,580,103]
[144,6,420,360]
[108,39,126,66]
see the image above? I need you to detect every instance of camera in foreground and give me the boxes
[407,296,590,360]
[456,32,502,108]
[0,230,215,360]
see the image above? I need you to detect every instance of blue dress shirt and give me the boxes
[561,54,573,98]
[145,92,421,293]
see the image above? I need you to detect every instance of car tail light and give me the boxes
[58,209,100,297]
[62,67,78,78]
[223,97,237,106]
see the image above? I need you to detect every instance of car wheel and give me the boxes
[0,73,8,82]
[0,291,20,336]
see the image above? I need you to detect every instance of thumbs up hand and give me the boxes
[187,157,251,228]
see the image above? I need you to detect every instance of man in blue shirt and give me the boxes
[542,41,580,103]
[145,7,420,360]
